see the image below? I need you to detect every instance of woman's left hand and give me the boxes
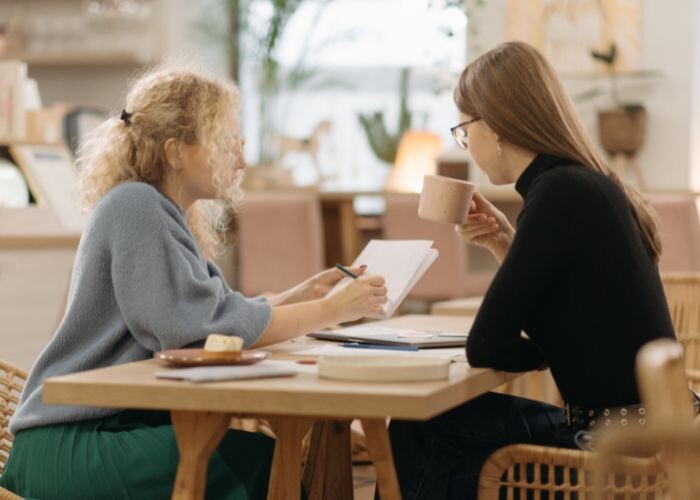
[269,265,367,305]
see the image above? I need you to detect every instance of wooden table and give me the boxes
[430,296,484,316]
[43,315,518,500]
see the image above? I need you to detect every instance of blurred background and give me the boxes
[3,0,700,374]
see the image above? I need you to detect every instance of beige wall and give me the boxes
[691,1,700,190]
[1,248,75,371]
[468,0,700,191]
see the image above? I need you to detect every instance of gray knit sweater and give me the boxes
[10,182,271,434]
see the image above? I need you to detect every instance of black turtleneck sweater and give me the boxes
[466,154,675,408]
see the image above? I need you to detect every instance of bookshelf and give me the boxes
[0,51,152,67]
[0,0,165,67]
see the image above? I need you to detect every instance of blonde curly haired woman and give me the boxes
[0,66,387,499]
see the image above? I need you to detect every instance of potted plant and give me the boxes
[591,43,646,158]
[357,67,412,165]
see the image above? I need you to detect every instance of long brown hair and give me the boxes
[455,41,662,262]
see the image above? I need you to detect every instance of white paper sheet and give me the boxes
[292,345,467,362]
[330,240,439,319]
[155,362,297,383]
[264,359,319,375]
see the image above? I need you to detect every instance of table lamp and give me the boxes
[385,130,444,193]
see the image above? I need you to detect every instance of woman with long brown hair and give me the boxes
[388,41,677,499]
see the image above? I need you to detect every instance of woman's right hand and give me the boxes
[455,190,515,263]
[325,274,388,323]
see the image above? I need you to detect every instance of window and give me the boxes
[240,0,467,188]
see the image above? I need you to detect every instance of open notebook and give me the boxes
[329,240,438,320]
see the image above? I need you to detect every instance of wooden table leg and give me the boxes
[171,410,231,500]
[361,418,401,500]
[267,417,314,500]
[303,420,353,500]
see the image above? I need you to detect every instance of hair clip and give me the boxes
[120,109,132,126]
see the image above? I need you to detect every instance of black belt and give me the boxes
[564,403,647,430]
[565,391,700,431]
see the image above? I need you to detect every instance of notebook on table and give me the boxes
[308,325,467,348]
[328,239,439,320]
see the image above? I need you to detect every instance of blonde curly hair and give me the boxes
[76,63,243,260]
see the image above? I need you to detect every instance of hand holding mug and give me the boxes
[417,174,515,262]
[455,191,515,261]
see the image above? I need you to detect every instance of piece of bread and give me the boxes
[203,334,244,360]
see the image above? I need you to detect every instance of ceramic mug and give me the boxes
[418,174,476,224]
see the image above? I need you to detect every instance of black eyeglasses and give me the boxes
[450,117,481,149]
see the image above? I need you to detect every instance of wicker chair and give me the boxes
[478,444,666,499]
[661,273,700,381]
[631,338,700,499]
[596,427,700,500]
[477,338,700,499]
[0,360,27,500]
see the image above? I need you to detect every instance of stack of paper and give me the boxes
[330,240,438,319]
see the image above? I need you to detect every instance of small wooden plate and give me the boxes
[318,355,450,382]
[154,349,269,367]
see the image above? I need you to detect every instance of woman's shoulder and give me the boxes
[99,181,162,210]
[519,162,631,230]
[89,181,185,235]
[94,182,178,218]
[533,162,623,204]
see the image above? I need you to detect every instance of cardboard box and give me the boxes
[25,108,63,144]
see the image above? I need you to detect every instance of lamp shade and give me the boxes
[386,130,445,193]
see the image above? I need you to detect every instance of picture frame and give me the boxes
[9,143,83,232]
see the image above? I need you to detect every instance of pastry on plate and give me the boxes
[202,334,244,361]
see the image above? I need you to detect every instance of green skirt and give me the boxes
[0,410,274,500]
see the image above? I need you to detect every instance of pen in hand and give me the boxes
[335,263,358,279]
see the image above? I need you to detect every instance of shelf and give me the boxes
[560,69,663,80]
[0,139,63,147]
[0,51,153,67]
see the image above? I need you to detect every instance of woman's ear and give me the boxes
[164,138,181,171]
[486,125,504,156]
[486,123,501,144]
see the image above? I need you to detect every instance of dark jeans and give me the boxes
[387,391,577,500]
